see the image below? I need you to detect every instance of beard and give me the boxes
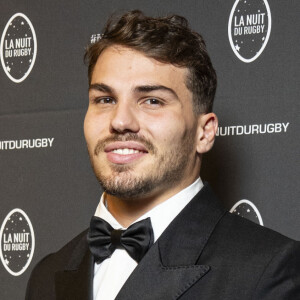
[88,131,196,200]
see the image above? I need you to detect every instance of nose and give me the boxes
[110,100,140,133]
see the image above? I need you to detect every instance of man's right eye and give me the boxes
[93,97,116,104]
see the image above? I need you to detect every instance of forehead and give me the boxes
[90,45,189,88]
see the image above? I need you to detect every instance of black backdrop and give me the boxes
[0,1,299,299]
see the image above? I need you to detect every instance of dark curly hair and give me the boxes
[85,10,217,113]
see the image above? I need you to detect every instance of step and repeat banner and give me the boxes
[0,1,299,299]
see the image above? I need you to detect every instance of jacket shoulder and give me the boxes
[200,210,299,269]
[196,212,300,299]
[221,212,294,247]
[36,229,88,269]
[25,229,89,300]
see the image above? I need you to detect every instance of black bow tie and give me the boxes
[87,216,154,264]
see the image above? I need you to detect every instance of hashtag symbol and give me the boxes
[90,34,97,43]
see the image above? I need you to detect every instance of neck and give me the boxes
[105,175,199,227]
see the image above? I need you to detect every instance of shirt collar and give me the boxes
[94,178,203,242]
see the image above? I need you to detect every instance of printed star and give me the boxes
[19,217,23,220]
[21,21,24,25]
[262,37,265,41]
[235,44,241,51]
[247,209,250,213]
[4,259,9,265]
[6,66,11,72]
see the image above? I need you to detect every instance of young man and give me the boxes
[26,10,299,300]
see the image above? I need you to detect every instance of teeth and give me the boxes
[112,148,142,155]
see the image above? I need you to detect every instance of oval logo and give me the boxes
[0,13,37,83]
[230,199,263,225]
[228,0,271,63]
[0,208,35,276]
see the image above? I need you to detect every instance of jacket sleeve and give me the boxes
[252,240,300,299]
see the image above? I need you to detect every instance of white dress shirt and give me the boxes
[93,178,203,300]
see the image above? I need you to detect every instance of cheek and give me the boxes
[83,113,91,141]
[144,113,187,144]
[84,111,100,145]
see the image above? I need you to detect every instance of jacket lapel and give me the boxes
[116,183,226,300]
[55,231,94,300]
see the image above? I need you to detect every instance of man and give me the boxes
[26,10,299,300]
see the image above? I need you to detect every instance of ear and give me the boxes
[196,113,218,154]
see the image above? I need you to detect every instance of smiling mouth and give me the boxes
[111,148,147,155]
[104,141,149,154]
[94,133,155,157]
[104,141,149,164]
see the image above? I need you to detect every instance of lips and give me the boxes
[111,148,143,154]
[104,141,148,164]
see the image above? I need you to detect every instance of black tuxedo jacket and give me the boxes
[26,184,300,299]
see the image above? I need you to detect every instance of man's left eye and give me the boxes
[144,98,161,105]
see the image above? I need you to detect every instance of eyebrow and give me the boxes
[89,83,179,100]
[134,85,179,100]
[89,83,113,93]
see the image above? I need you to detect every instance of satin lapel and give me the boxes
[159,183,226,266]
[116,184,226,300]
[55,231,94,300]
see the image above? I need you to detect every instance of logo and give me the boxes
[216,122,289,136]
[0,137,55,151]
[0,13,37,83]
[230,199,263,225]
[228,0,271,63]
[0,209,35,276]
